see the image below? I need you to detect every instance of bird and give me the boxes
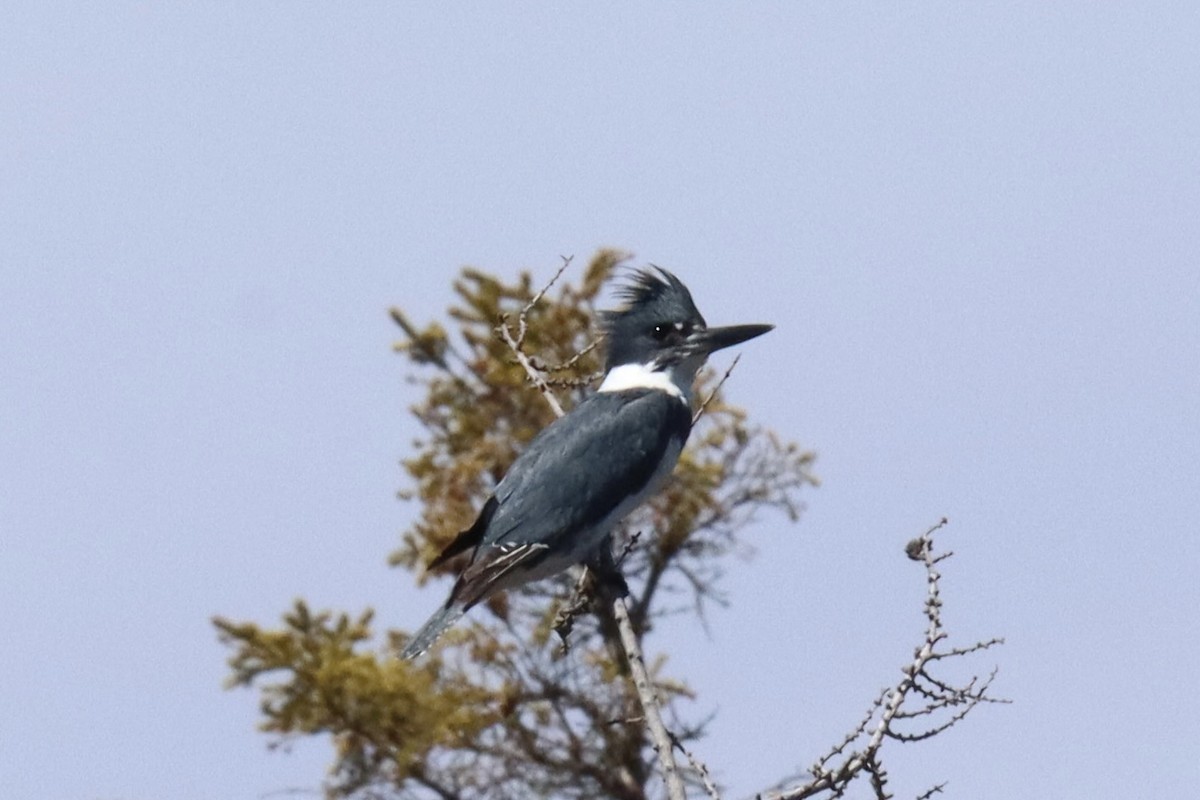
[400,267,772,659]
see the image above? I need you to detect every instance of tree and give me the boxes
[214,251,1002,800]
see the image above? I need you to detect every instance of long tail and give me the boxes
[401,602,466,660]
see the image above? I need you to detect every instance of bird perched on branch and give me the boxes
[401,267,772,659]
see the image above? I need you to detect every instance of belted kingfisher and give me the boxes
[401,267,772,659]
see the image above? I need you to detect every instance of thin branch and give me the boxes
[497,320,566,418]
[814,689,889,774]
[672,731,723,800]
[389,306,487,394]
[389,307,453,371]
[494,255,576,418]
[519,255,574,343]
[758,519,1006,800]
[926,637,1006,661]
[865,753,891,800]
[410,771,460,800]
[915,782,947,800]
[611,594,688,800]
[552,569,593,655]
[530,336,602,373]
[693,354,741,424]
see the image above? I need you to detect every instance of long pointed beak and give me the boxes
[688,323,774,355]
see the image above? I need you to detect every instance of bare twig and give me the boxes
[510,255,575,348]
[551,568,593,655]
[693,354,741,424]
[915,782,947,800]
[672,731,723,800]
[520,256,574,339]
[495,255,576,417]
[497,320,566,417]
[611,595,688,800]
[758,519,1006,800]
[544,370,605,389]
[500,261,688,800]
[530,336,602,373]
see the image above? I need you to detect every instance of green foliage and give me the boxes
[215,603,497,794]
[215,251,818,799]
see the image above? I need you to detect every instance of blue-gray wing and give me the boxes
[481,389,692,549]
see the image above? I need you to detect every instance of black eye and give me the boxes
[652,322,688,342]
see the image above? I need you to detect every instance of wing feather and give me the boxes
[427,495,498,570]
[482,389,691,549]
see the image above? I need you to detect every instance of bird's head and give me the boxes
[600,267,773,376]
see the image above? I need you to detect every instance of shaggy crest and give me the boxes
[601,267,705,335]
[600,267,708,371]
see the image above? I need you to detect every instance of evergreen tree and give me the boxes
[215,251,1000,800]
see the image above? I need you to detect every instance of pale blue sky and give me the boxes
[2,4,1197,799]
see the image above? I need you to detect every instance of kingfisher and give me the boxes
[401,267,772,659]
